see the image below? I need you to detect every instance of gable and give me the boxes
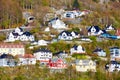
[88,26,100,33]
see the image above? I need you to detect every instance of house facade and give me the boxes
[0,59,16,67]
[115,29,120,39]
[105,61,120,72]
[75,60,96,72]
[0,43,25,56]
[93,48,106,57]
[6,27,35,42]
[110,47,120,60]
[19,31,35,41]
[105,24,115,31]
[51,19,67,29]
[54,51,68,58]
[71,31,80,38]
[47,58,67,69]
[62,11,77,19]
[34,48,52,63]
[87,26,104,36]
[58,31,73,40]
[58,31,79,40]
[70,45,86,55]
[18,54,36,65]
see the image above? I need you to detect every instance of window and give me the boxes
[111,53,114,55]
[110,49,113,53]
[115,50,119,56]
[90,63,92,65]
[66,14,71,17]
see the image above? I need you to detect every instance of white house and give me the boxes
[71,31,80,38]
[0,59,16,67]
[52,19,66,29]
[54,51,68,58]
[6,27,23,42]
[19,31,35,41]
[79,10,90,16]
[75,59,96,72]
[62,10,80,19]
[105,61,120,72]
[70,45,86,55]
[31,39,49,46]
[13,27,23,35]
[18,54,36,65]
[0,43,25,56]
[6,27,35,42]
[105,24,115,31]
[34,48,52,63]
[58,31,73,40]
[110,47,120,60]
[44,27,50,32]
[87,26,105,36]
[93,48,106,57]
[49,18,67,29]
[37,40,49,46]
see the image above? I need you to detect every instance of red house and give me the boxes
[47,58,67,69]
[116,29,120,36]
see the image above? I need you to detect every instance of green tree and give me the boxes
[0,0,22,29]
[72,0,80,9]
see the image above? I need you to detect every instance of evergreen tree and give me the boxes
[72,0,80,9]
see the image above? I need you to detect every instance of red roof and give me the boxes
[0,43,24,48]
[23,54,34,58]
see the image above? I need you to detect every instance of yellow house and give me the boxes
[0,43,25,56]
[75,59,96,72]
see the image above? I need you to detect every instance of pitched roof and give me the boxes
[54,51,67,56]
[0,43,24,48]
[105,24,115,30]
[72,45,78,50]
[49,17,58,23]
[88,26,101,32]
[93,48,105,52]
[13,27,23,32]
[71,31,79,35]
[50,58,66,63]
[12,32,19,36]
[23,54,34,58]
[22,31,32,36]
[0,54,14,59]
[110,61,118,64]
[34,48,51,53]
[59,31,72,36]
[72,45,84,51]
[110,47,119,49]
[76,60,96,66]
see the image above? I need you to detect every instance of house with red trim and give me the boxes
[0,43,25,56]
[18,54,36,65]
[47,58,67,69]
[116,29,120,36]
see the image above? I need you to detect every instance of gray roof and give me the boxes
[76,59,96,66]
[50,58,66,63]
[34,48,51,53]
